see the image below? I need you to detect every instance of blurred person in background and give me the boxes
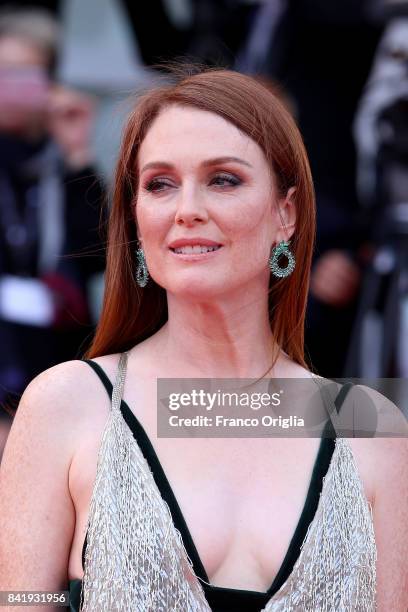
[346,3,408,379]
[0,7,106,424]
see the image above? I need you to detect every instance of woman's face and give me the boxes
[135,105,295,299]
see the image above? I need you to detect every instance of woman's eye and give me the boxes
[144,178,174,193]
[210,173,242,187]
[143,173,242,192]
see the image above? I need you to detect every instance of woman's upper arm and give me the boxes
[0,362,84,596]
[372,437,408,611]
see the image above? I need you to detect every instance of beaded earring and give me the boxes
[268,240,296,278]
[135,247,149,287]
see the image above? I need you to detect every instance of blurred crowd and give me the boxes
[1,0,408,452]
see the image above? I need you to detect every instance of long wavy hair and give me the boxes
[86,68,316,371]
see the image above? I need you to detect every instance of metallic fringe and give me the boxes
[266,439,377,611]
[80,353,210,612]
[80,353,376,611]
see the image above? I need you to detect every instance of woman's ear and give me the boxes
[275,186,297,243]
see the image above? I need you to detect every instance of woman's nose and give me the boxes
[174,186,209,226]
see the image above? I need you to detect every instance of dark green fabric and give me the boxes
[68,579,82,612]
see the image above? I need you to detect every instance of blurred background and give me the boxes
[0,0,408,454]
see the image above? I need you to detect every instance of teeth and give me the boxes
[173,245,221,254]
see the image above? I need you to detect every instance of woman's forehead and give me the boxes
[137,105,267,170]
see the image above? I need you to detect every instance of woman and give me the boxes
[0,69,407,612]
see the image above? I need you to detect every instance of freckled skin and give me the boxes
[136,105,294,300]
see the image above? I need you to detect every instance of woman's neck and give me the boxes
[149,291,280,379]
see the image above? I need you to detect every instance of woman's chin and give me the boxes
[164,277,228,301]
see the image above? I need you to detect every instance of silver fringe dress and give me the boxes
[79,353,377,611]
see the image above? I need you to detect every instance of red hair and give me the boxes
[86,68,315,370]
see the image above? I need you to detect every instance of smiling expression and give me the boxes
[135,105,295,299]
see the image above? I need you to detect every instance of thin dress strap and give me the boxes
[319,380,355,437]
[81,359,112,396]
[80,352,128,571]
[111,352,128,413]
[82,353,128,412]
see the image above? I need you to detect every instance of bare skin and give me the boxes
[65,347,379,590]
[0,106,407,610]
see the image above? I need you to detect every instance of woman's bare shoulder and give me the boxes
[351,383,408,436]
[349,384,408,501]
[17,354,122,435]
[337,384,408,507]
[0,356,122,592]
[22,359,96,407]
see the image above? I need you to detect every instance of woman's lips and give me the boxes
[169,245,223,261]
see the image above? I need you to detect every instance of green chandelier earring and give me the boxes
[135,247,149,287]
[269,240,296,278]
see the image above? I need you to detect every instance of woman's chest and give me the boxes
[68,425,322,591]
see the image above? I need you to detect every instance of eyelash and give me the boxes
[210,173,242,187]
[143,172,242,193]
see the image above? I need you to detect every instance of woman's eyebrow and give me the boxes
[140,156,253,174]
[202,156,253,168]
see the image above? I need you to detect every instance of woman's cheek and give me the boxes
[136,202,173,238]
[215,206,269,242]
[222,189,269,229]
